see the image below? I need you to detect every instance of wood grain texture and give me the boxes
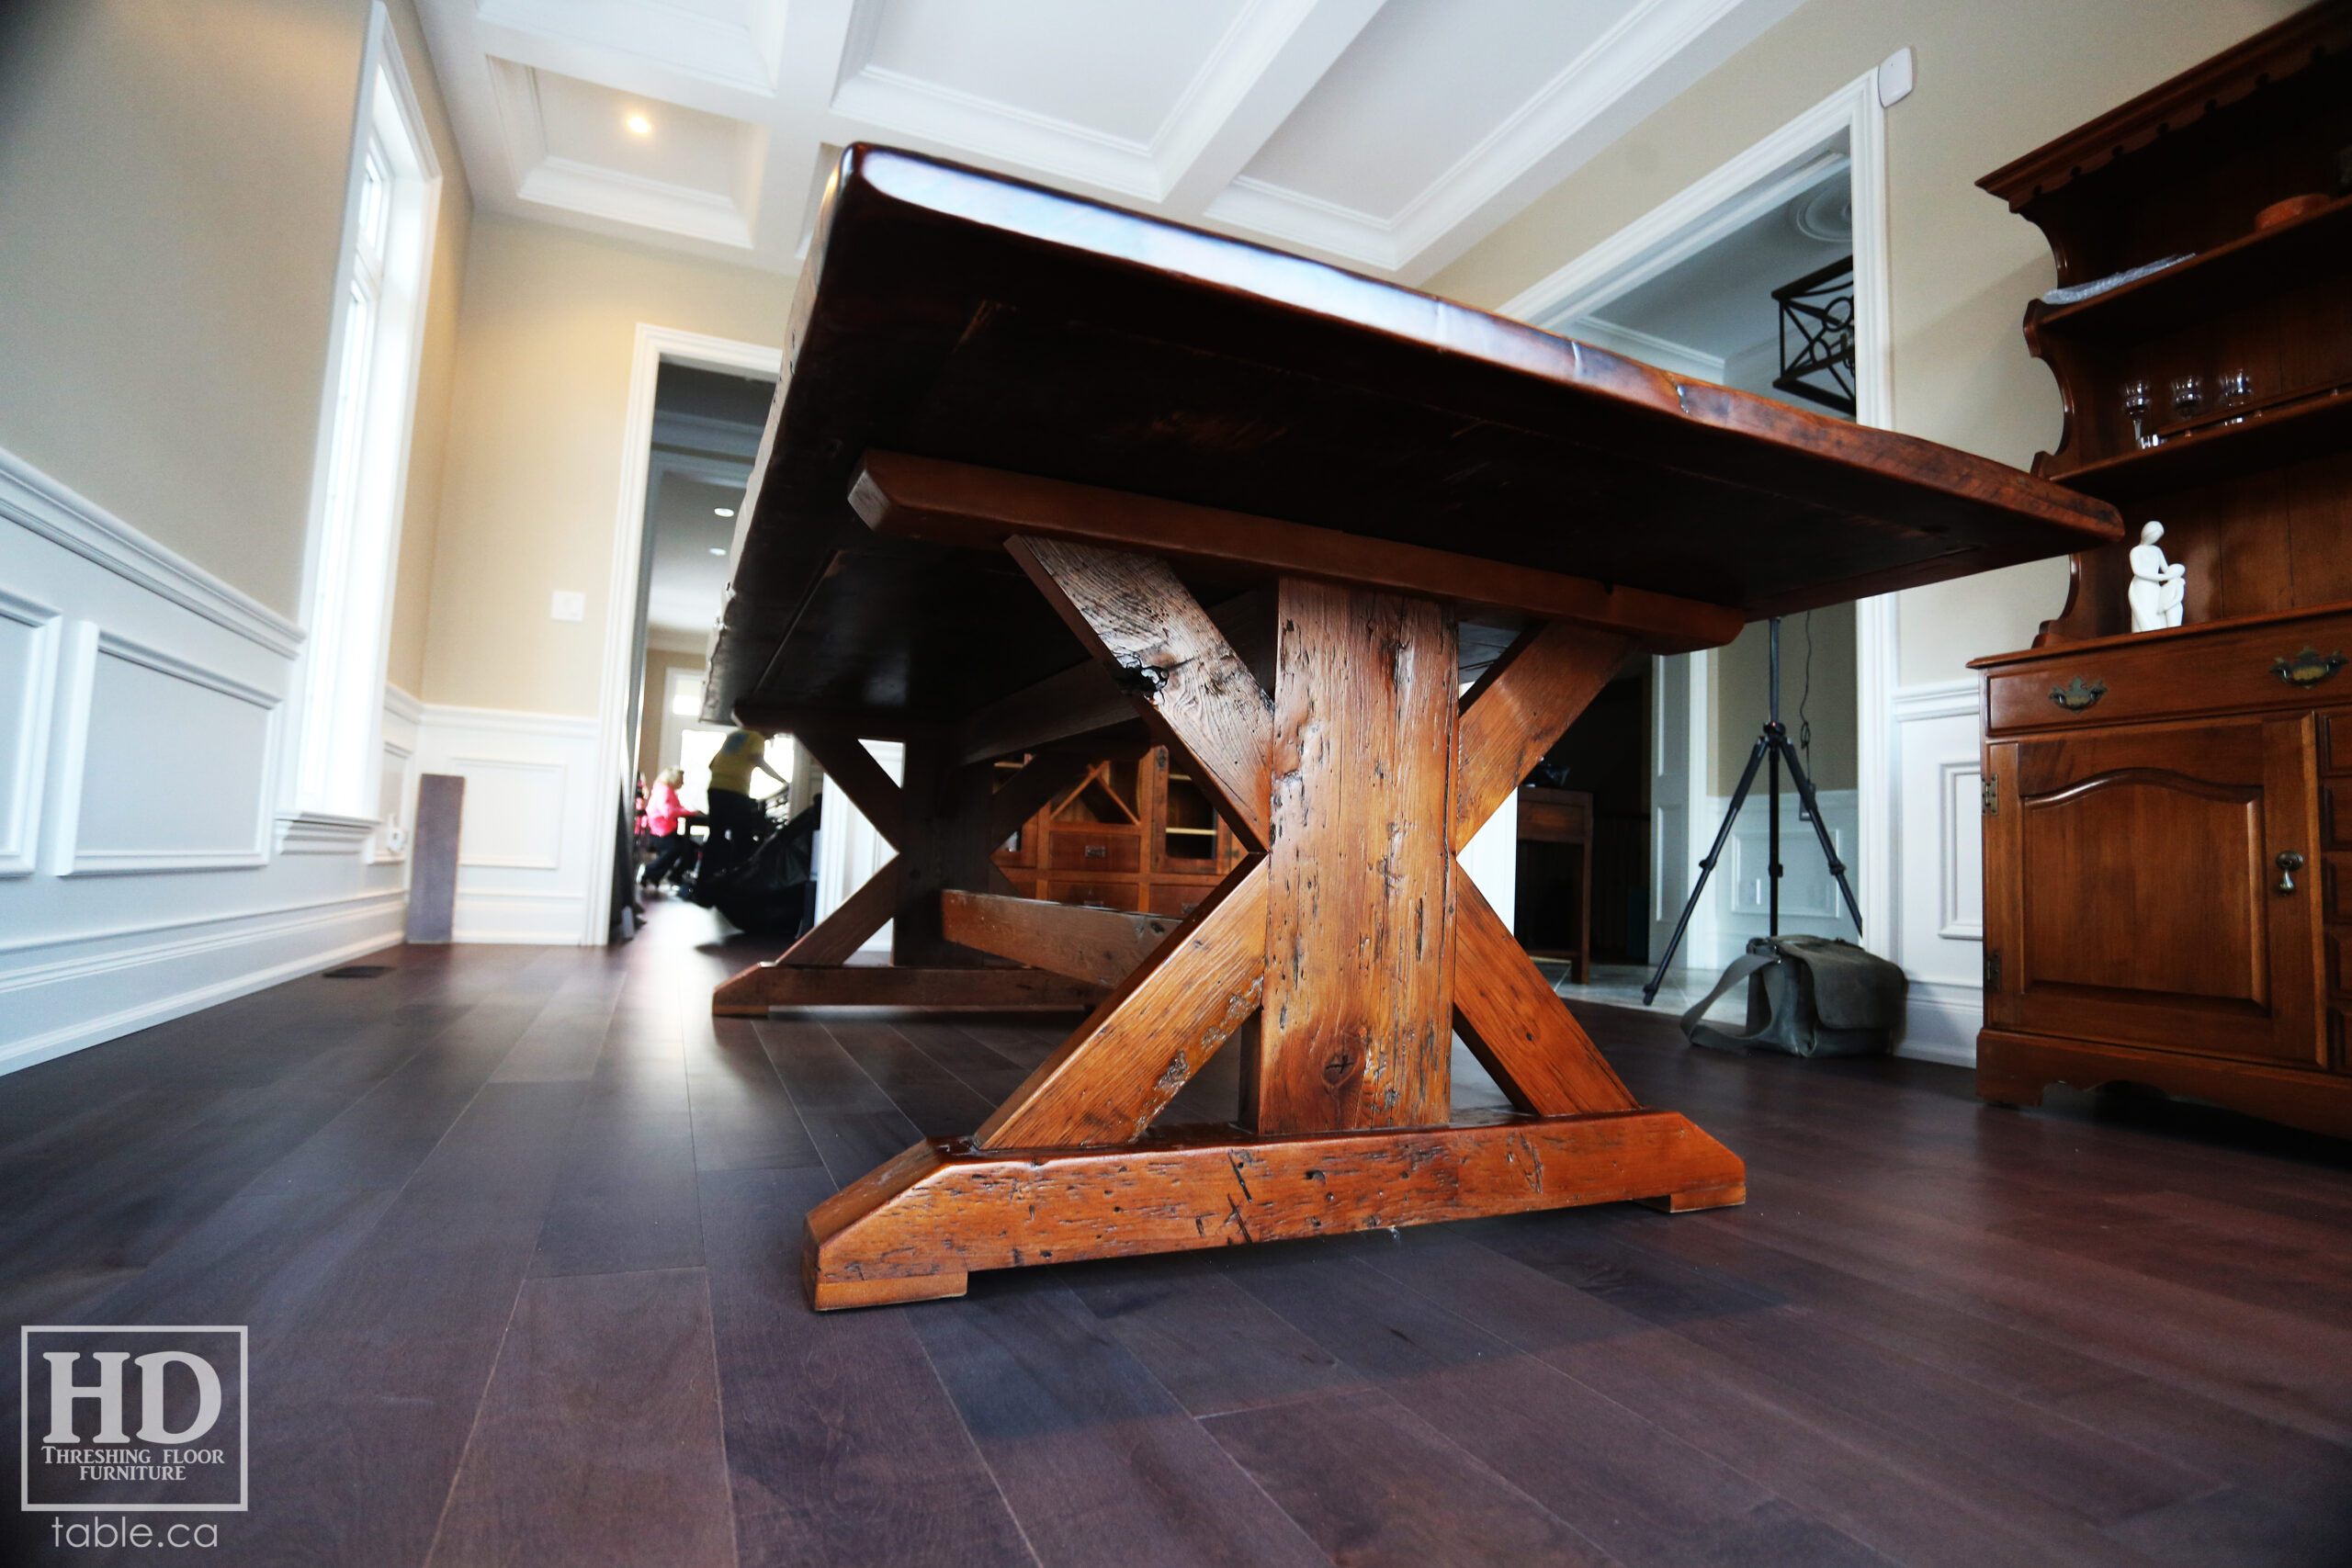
[806,1109,1745,1306]
[890,746,1007,966]
[718,964,1102,1017]
[986,751,1094,841]
[956,655,1136,767]
[707,145,2117,736]
[1451,875,1639,1116]
[969,859,1268,1151]
[1202,1389,1616,1568]
[1256,578,1454,1134]
[1453,621,1634,848]
[1008,534,1275,850]
[426,1269,734,1568]
[856,450,1740,652]
[794,728,906,849]
[697,1165,1032,1568]
[906,1283,1332,1567]
[769,857,901,970]
[941,890,1177,987]
[17,907,2352,1563]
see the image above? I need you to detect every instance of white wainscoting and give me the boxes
[0,446,409,1076]
[1682,787,1861,971]
[1887,679,1985,1065]
[410,704,605,944]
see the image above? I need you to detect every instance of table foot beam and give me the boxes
[805,1110,1746,1309]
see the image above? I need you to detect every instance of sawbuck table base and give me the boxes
[717,479,1751,1308]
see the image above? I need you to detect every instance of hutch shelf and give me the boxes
[1972,1,2352,1136]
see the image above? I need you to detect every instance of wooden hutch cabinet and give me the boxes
[1972,3,2352,1136]
[991,749,1247,919]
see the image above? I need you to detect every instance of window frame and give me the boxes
[288,3,442,837]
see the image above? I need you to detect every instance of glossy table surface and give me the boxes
[707,145,2119,729]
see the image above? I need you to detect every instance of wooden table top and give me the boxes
[707,145,2118,731]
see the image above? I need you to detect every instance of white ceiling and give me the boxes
[414,0,1811,284]
[646,471,747,637]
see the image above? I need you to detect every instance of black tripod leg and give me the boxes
[1772,733,1864,936]
[1643,736,1770,1005]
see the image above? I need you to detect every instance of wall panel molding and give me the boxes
[413,702,604,943]
[0,445,304,657]
[66,631,281,874]
[0,586,62,876]
[1890,677,1985,1063]
[0,446,407,1077]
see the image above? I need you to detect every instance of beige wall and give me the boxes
[1712,601,1857,795]
[1429,0,2303,684]
[636,648,705,779]
[0,0,468,623]
[417,215,790,716]
[379,0,471,695]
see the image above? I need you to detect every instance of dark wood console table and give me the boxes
[702,145,2120,1309]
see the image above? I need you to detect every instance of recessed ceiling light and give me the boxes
[708,547,726,555]
[714,507,734,517]
[626,113,652,136]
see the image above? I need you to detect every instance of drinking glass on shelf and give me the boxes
[2219,369,2254,423]
[2120,379,2153,448]
[2170,374,2206,425]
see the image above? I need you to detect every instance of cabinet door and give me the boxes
[1984,715,2320,1064]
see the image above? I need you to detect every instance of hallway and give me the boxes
[5,898,2350,1567]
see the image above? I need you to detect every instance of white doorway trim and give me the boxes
[1500,67,1899,963]
[585,323,783,943]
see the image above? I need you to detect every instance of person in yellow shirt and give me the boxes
[702,728,786,884]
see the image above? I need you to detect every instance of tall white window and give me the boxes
[293,5,439,825]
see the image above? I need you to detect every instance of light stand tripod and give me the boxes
[1643,616,1862,1005]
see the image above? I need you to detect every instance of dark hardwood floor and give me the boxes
[6,897,2352,1567]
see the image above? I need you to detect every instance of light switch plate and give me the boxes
[550,590,585,622]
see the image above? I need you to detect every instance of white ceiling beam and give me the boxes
[1157,0,1388,219]
[464,17,779,123]
[748,0,864,268]
[1384,0,1812,284]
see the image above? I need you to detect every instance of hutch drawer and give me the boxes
[1046,829,1141,873]
[1147,879,1221,919]
[1984,609,2352,737]
[1041,875,1140,911]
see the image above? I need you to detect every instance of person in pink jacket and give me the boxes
[640,769,699,890]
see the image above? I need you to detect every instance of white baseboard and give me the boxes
[0,891,405,1075]
[0,442,417,1077]
[1892,977,1981,1066]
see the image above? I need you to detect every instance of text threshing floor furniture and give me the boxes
[703,145,2122,1310]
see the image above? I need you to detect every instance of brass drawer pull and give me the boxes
[2049,675,2107,713]
[2271,647,2346,689]
[2276,850,2304,895]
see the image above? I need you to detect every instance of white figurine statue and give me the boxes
[2127,520,2187,633]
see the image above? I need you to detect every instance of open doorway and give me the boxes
[616,361,783,934]
[1498,72,1892,1000]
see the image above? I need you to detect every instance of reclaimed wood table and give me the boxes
[703,146,2121,1310]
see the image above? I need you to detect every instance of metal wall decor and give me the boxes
[1773,254,1857,416]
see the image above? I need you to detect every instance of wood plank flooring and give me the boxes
[6,898,2352,1566]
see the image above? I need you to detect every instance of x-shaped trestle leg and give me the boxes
[802,539,1744,1309]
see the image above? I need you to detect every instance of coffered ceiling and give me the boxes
[415,0,1808,284]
